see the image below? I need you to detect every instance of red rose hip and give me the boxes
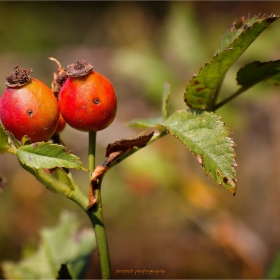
[0,66,59,142]
[58,61,117,132]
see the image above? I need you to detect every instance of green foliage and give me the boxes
[20,165,75,196]
[1,8,280,279]
[237,60,280,87]
[17,142,88,171]
[185,13,279,110]
[160,109,237,195]
[0,121,9,153]
[2,211,96,280]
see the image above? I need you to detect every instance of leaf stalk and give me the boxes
[213,86,249,111]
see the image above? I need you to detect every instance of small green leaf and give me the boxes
[8,132,20,149]
[161,82,171,120]
[2,211,96,280]
[160,109,237,195]
[127,116,163,129]
[185,13,279,110]
[48,168,74,190]
[0,121,10,153]
[17,142,88,171]
[21,135,32,146]
[237,60,280,87]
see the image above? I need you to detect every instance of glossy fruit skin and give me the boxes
[58,70,117,132]
[0,78,59,142]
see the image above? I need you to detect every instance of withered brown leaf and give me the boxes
[105,132,154,157]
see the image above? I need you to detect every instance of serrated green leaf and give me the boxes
[2,211,96,280]
[216,15,261,53]
[17,142,88,171]
[161,109,237,194]
[127,116,163,129]
[237,60,280,87]
[185,13,279,110]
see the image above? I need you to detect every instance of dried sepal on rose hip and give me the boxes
[58,60,117,132]
[49,57,68,98]
[0,65,60,142]
[49,57,67,135]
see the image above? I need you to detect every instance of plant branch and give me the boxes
[86,129,168,279]
[88,131,111,279]
[5,145,17,155]
[212,86,249,111]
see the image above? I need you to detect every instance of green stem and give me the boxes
[3,145,17,155]
[67,187,88,210]
[87,180,111,279]
[88,131,97,176]
[88,131,111,279]
[212,86,249,111]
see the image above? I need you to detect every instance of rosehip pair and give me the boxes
[0,61,117,142]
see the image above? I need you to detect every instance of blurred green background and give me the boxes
[1,1,280,279]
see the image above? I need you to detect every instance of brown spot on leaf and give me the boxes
[223,177,229,184]
[195,87,205,93]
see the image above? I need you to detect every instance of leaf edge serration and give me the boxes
[160,109,237,195]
